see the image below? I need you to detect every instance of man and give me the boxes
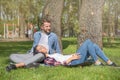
[6,18,61,71]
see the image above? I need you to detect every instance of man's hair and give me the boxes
[39,16,51,28]
[41,18,51,25]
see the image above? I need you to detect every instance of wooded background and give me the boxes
[0,0,120,48]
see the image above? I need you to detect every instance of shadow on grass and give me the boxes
[103,42,120,48]
[0,41,32,57]
[62,38,77,49]
[1,39,120,57]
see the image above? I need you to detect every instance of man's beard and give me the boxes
[45,30,51,35]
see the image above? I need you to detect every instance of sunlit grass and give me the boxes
[0,38,120,80]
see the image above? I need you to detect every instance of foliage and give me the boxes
[62,0,79,37]
[0,0,45,35]
[102,0,120,36]
[0,0,120,37]
[0,38,120,80]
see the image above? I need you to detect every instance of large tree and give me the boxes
[78,0,105,48]
[42,0,64,51]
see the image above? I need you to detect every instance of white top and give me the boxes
[28,29,32,34]
[38,32,49,52]
[48,53,72,64]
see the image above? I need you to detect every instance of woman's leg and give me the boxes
[84,39,98,61]
[87,40,116,65]
[93,44,116,65]
[84,40,103,65]
[93,44,109,62]
[69,39,91,66]
[72,39,103,65]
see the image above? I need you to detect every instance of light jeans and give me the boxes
[70,39,109,66]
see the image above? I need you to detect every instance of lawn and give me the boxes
[0,38,120,80]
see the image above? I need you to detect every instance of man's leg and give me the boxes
[23,53,45,67]
[10,53,33,63]
[6,53,45,71]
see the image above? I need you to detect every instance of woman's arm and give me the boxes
[65,54,80,64]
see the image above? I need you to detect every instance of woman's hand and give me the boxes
[64,54,80,65]
[71,54,80,60]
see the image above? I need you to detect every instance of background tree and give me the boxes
[0,0,44,38]
[17,0,44,38]
[42,0,64,50]
[114,0,119,36]
[102,0,120,44]
[77,0,105,48]
[0,0,120,44]
[61,0,79,37]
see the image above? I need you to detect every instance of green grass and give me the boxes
[0,38,120,80]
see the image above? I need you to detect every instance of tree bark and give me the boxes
[78,0,105,48]
[42,0,64,51]
[114,4,118,36]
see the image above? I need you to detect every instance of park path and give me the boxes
[0,38,33,42]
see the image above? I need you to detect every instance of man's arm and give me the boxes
[53,34,61,54]
[30,31,41,53]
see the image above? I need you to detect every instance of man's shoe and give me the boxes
[108,62,117,67]
[6,64,16,72]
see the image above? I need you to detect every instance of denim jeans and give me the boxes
[70,39,109,66]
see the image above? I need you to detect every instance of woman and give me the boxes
[36,39,117,66]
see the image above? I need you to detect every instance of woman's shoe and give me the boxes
[108,62,117,67]
[95,63,104,66]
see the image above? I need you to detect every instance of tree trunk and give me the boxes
[78,0,105,48]
[107,1,113,44]
[42,0,64,51]
[114,4,118,36]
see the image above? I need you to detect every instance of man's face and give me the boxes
[41,22,51,34]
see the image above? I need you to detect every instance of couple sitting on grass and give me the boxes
[6,39,117,71]
[6,18,117,72]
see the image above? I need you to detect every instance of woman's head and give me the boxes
[36,45,48,54]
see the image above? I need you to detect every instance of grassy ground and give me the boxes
[0,38,120,80]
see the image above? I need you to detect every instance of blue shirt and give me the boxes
[30,31,61,54]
